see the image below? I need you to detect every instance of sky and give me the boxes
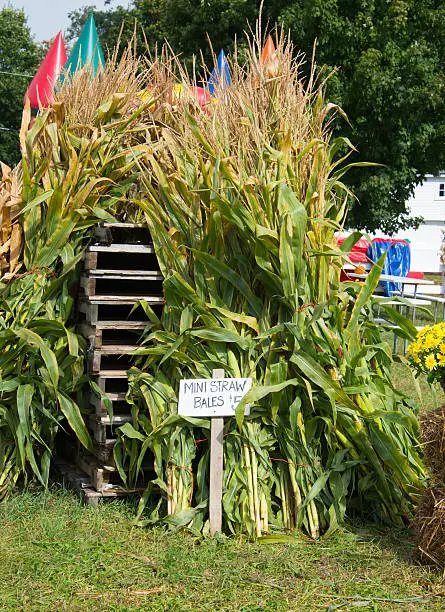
[3,1,127,42]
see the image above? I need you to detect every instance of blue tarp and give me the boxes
[368,239,411,296]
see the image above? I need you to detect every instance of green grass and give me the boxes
[1,488,445,611]
[391,360,444,412]
[0,355,442,612]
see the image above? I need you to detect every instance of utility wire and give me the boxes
[0,71,33,78]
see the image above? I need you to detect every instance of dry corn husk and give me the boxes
[420,407,445,480]
[415,485,445,571]
[0,162,23,279]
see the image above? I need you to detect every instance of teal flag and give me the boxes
[63,14,105,78]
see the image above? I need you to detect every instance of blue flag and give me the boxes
[208,49,231,95]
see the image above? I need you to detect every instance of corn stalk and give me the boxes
[0,53,153,497]
[115,35,425,537]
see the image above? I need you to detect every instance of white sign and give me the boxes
[178,377,252,417]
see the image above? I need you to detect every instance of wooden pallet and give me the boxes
[94,371,130,396]
[93,221,151,245]
[89,345,140,374]
[80,274,163,299]
[88,414,132,444]
[79,322,147,350]
[78,297,163,326]
[54,457,141,506]
[90,391,130,417]
[67,223,161,498]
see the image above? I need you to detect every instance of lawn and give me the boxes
[1,361,444,612]
[0,487,444,612]
[391,359,444,412]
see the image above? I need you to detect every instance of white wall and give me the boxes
[400,223,443,272]
[408,174,445,222]
[384,173,445,273]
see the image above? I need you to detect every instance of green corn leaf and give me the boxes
[192,250,262,318]
[57,392,92,451]
[119,422,146,442]
[14,328,59,388]
[188,327,250,349]
[338,231,363,253]
[345,254,386,336]
[17,384,33,435]
[291,353,357,410]
[378,304,418,340]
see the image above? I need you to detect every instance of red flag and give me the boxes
[25,32,67,108]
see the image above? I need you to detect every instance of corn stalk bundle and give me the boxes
[0,50,156,499]
[115,35,425,537]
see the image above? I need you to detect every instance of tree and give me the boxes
[67,1,445,233]
[66,1,164,58]
[0,8,42,166]
[277,0,445,232]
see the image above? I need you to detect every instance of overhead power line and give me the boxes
[0,71,33,78]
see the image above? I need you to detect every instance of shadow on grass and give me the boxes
[351,520,419,565]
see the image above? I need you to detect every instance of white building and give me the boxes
[401,172,445,273]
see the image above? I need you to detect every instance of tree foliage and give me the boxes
[0,8,42,166]
[66,1,164,58]
[277,0,445,232]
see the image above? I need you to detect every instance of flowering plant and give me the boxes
[407,322,445,382]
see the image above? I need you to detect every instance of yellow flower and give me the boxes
[417,326,430,337]
[424,336,437,350]
[425,355,437,370]
[438,353,445,366]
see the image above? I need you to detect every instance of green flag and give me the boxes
[63,14,105,78]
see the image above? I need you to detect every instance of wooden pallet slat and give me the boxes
[90,390,127,403]
[88,269,162,277]
[80,274,163,299]
[101,221,147,228]
[79,323,147,350]
[88,414,132,444]
[88,243,155,253]
[78,298,162,326]
[94,222,151,246]
[89,348,138,375]
[79,292,164,303]
[90,393,131,417]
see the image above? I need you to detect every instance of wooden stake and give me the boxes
[209,368,224,536]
